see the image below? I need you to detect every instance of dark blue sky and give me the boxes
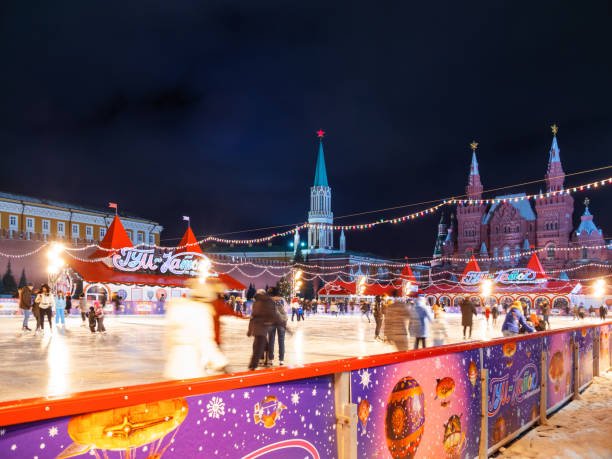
[1,1,611,258]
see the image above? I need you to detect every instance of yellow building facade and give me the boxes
[0,192,162,246]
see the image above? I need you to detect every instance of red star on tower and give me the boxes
[316,129,325,138]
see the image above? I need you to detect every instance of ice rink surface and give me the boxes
[0,312,601,402]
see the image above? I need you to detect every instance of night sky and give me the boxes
[1,1,611,259]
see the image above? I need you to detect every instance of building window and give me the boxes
[137,232,144,244]
[126,230,133,241]
[86,226,93,240]
[57,222,65,235]
[26,217,34,231]
[99,228,106,239]
[494,247,499,258]
[148,234,155,245]
[582,247,588,259]
[503,246,511,258]
[42,220,50,233]
[9,215,18,229]
[547,244,555,260]
[72,224,79,238]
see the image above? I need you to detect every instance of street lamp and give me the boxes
[593,278,606,299]
[481,279,493,310]
[46,243,65,293]
[292,269,303,298]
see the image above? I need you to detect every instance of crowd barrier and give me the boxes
[0,321,610,458]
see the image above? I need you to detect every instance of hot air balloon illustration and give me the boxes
[502,342,516,357]
[530,402,539,421]
[358,399,371,428]
[581,328,588,338]
[435,377,455,406]
[385,376,424,459]
[443,414,465,458]
[56,398,188,458]
[468,361,477,388]
[254,395,286,428]
[548,351,564,393]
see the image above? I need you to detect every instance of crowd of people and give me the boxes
[18,284,107,334]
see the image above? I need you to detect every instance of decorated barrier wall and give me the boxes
[1,322,611,458]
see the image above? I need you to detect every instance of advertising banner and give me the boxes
[544,332,573,412]
[577,327,593,389]
[1,376,337,458]
[484,337,541,449]
[350,350,482,458]
[0,298,19,315]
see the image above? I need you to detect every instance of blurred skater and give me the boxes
[248,289,282,371]
[35,284,55,334]
[18,284,33,331]
[266,287,289,366]
[94,301,106,333]
[55,290,66,327]
[432,305,448,347]
[412,297,433,349]
[385,290,410,351]
[164,272,231,379]
[79,293,88,326]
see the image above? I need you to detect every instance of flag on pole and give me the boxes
[109,202,117,215]
[183,216,190,222]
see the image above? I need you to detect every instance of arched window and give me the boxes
[503,246,511,258]
[514,245,520,255]
[494,247,499,258]
[453,296,465,307]
[582,247,588,259]
[554,222,558,230]
[547,244,555,260]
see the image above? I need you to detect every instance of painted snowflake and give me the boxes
[207,396,226,419]
[291,392,300,405]
[48,426,58,437]
[359,369,372,389]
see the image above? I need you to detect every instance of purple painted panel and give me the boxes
[484,337,542,448]
[1,376,336,458]
[350,350,482,458]
[544,331,573,411]
[577,327,593,388]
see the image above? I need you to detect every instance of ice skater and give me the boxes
[55,290,66,327]
[18,284,33,331]
[431,305,449,347]
[164,273,232,378]
[79,293,88,326]
[460,298,477,340]
[35,284,55,334]
[384,290,409,351]
[412,297,433,349]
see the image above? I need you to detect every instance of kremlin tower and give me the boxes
[308,131,334,252]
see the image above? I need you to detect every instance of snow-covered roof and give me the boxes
[482,193,536,224]
[575,206,602,236]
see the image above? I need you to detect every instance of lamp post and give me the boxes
[292,269,303,299]
[46,243,65,294]
[593,279,606,315]
[481,279,493,310]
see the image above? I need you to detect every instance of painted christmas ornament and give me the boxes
[436,377,455,401]
[57,398,188,458]
[468,361,478,387]
[581,328,588,337]
[443,414,465,458]
[358,399,371,426]
[254,395,286,428]
[530,402,539,421]
[548,351,564,393]
[385,376,425,459]
[502,342,516,357]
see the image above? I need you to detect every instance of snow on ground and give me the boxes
[497,370,612,459]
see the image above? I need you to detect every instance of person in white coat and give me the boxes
[35,284,55,334]
[164,276,229,379]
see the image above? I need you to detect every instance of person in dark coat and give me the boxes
[373,295,384,340]
[540,301,550,330]
[600,304,607,321]
[18,284,33,331]
[248,290,282,371]
[65,292,72,316]
[460,298,477,339]
[266,287,289,366]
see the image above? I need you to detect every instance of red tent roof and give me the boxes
[175,226,202,255]
[89,216,133,260]
[67,259,246,290]
[399,264,416,282]
[526,252,548,279]
[461,255,481,281]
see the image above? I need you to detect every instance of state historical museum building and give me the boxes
[434,128,609,271]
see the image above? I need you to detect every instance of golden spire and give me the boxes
[551,124,558,136]
[470,141,478,152]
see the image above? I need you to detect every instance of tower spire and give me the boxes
[313,131,329,187]
[466,141,483,199]
[545,124,565,191]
